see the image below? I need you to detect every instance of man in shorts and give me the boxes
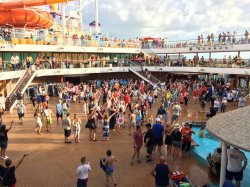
[181,123,195,158]
[56,100,63,125]
[171,102,181,123]
[226,147,247,187]
[16,100,26,125]
[44,106,54,133]
[152,118,164,155]
[144,123,155,163]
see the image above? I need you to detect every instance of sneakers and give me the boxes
[146,159,153,163]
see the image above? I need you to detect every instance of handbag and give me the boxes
[0,167,11,187]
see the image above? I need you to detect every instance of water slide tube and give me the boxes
[0,0,72,28]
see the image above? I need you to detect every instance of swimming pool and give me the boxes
[191,127,250,187]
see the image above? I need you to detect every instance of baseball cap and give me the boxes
[156,118,161,122]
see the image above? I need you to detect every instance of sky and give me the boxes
[79,0,250,41]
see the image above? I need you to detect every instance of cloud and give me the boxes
[82,0,250,40]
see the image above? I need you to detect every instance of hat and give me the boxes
[145,123,151,128]
[174,123,181,129]
[156,118,161,122]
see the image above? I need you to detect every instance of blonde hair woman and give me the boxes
[72,114,82,143]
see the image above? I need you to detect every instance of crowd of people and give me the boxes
[197,30,249,47]
[141,30,250,49]
[0,75,249,187]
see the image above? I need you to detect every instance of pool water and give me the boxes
[191,127,250,187]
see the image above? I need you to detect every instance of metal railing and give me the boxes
[0,34,141,48]
[140,34,250,49]
[129,60,161,85]
[0,57,250,73]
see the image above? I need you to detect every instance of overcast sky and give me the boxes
[79,0,250,41]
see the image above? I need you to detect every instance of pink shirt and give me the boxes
[134,130,143,147]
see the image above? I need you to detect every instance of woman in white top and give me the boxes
[34,109,43,134]
[72,114,82,143]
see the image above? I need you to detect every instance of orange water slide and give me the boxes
[0,0,72,29]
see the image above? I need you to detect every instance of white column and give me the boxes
[95,0,99,34]
[219,141,227,187]
[61,3,66,36]
[79,0,83,32]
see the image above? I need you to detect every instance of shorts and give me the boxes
[105,166,114,176]
[172,140,182,148]
[146,145,154,154]
[182,141,191,152]
[171,115,179,123]
[226,170,243,181]
[154,137,163,146]
[0,141,7,148]
[18,113,24,118]
[130,122,135,127]
[165,135,173,145]
[77,178,88,187]
[64,129,71,137]
[56,113,63,118]
[46,118,53,125]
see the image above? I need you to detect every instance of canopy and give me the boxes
[206,106,250,151]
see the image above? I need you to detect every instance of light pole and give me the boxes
[95,0,99,35]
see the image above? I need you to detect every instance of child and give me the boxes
[198,126,206,138]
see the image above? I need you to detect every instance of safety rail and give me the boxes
[0,57,250,73]
[141,34,250,49]
[129,60,161,86]
[5,69,36,111]
[129,60,161,84]
[0,34,141,48]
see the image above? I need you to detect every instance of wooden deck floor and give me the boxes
[1,97,244,187]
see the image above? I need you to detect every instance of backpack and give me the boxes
[100,157,106,171]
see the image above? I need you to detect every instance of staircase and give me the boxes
[128,61,161,87]
[5,70,37,111]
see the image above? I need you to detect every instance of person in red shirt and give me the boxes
[124,92,132,112]
[181,123,195,158]
[193,89,199,104]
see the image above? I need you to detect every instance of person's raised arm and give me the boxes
[16,154,28,169]
[8,121,14,131]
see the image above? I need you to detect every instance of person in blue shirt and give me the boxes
[56,100,63,125]
[36,95,42,104]
[152,118,164,155]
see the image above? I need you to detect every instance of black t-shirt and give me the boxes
[157,107,166,115]
[171,129,182,142]
[0,129,8,141]
[144,129,155,146]
[0,165,16,186]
